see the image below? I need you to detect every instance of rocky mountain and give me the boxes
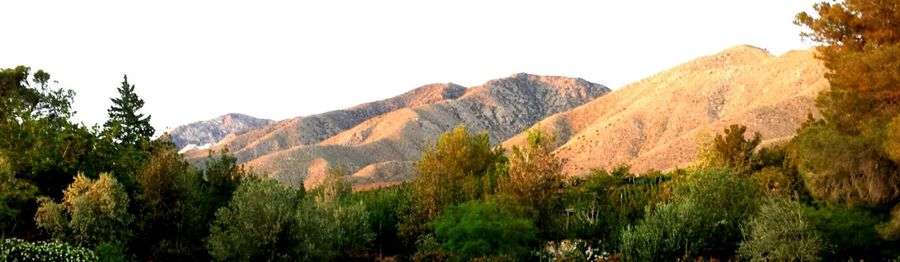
[168,113,273,153]
[503,45,828,175]
[183,83,467,162]
[240,73,610,187]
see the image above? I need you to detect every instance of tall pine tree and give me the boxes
[104,75,154,147]
[100,75,155,194]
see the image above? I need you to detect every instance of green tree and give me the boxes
[203,148,246,211]
[0,153,37,235]
[98,75,155,193]
[695,124,761,174]
[34,173,133,248]
[500,128,565,240]
[0,66,95,237]
[738,197,825,261]
[793,1,900,218]
[567,166,669,252]
[401,126,507,241]
[620,169,761,260]
[103,75,154,147]
[206,178,302,262]
[133,145,209,261]
[430,198,539,261]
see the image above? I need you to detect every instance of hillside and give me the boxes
[243,73,610,187]
[503,45,828,175]
[168,113,273,153]
[183,83,467,162]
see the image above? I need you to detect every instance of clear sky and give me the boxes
[2,1,819,132]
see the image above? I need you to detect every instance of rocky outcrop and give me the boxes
[168,113,273,153]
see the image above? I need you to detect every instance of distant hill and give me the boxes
[183,83,467,162]
[240,73,610,187]
[503,45,828,175]
[167,113,273,153]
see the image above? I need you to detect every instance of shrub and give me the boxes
[738,198,825,261]
[1,238,97,262]
[430,198,539,261]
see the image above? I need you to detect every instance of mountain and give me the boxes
[240,73,610,187]
[182,83,468,162]
[168,113,274,153]
[502,45,828,175]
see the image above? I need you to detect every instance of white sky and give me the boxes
[2,1,818,132]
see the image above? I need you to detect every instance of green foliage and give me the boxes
[500,128,565,240]
[293,194,374,261]
[0,154,36,235]
[1,238,97,262]
[203,148,246,211]
[804,203,900,260]
[350,184,412,255]
[403,126,507,240]
[133,146,209,260]
[103,75,154,148]
[207,178,301,262]
[793,121,899,205]
[430,198,539,261]
[793,0,900,210]
[738,197,825,261]
[34,173,133,248]
[566,166,669,251]
[695,125,761,174]
[94,241,128,262]
[620,169,761,260]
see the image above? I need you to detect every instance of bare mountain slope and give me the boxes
[183,83,467,162]
[244,73,610,187]
[503,45,828,175]
[168,113,273,153]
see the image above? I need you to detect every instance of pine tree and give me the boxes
[104,75,154,147]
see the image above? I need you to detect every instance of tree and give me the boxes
[0,153,37,235]
[401,126,507,240]
[738,197,825,261]
[98,75,155,193]
[203,148,246,211]
[429,198,539,261]
[34,173,133,248]
[103,75,153,147]
[695,124,761,174]
[0,66,95,237]
[133,146,208,260]
[206,178,302,262]
[620,169,761,260]
[793,0,900,209]
[499,128,565,240]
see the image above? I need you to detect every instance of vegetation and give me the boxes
[0,1,898,260]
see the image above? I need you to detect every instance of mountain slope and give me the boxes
[168,113,273,153]
[244,73,610,187]
[183,83,467,162]
[503,45,828,175]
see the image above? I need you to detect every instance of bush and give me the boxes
[1,238,97,262]
[738,198,825,261]
[430,198,539,261]
[620,169,760,260]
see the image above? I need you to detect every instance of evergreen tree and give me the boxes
[104,75,154,147]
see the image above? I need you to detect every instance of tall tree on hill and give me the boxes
[794,0,900,240]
